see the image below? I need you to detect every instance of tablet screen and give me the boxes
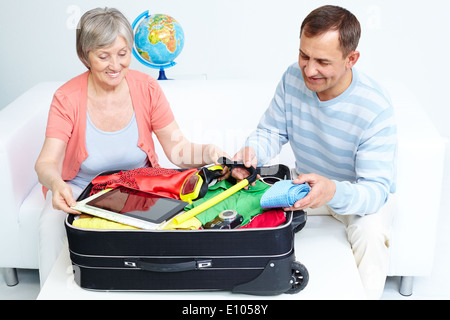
[86,188,188,224]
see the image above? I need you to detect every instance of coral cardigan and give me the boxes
[44,70,174,192]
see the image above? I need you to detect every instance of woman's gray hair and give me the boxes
[76,7,134,69]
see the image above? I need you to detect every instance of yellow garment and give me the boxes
[161,217,202,230]
[73,214,139,230]
[72,214,201,230]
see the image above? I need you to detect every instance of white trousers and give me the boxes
[308,195,396,300]
[38,182,83,288]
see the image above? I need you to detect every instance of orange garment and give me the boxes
[43,70,174,195]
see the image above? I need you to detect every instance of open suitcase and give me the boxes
[65,163,309,295]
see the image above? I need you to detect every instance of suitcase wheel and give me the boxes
[286,261,309,294]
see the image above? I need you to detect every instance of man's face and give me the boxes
[298,30,358,101]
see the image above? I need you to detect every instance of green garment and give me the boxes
[184,180,270,226]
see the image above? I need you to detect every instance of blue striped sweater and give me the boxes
[246,63,397,216]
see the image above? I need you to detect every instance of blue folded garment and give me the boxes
[260,180,310,208]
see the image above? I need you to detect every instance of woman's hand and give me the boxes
[204,144,230,164]
[35,137,80,214]
[203,144,231,180]
[50,179,80,214]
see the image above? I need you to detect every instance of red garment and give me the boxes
[238,209,286,229]
[90,167,198,199]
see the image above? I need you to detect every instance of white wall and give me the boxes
[1,0,449,212]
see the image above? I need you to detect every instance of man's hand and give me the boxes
[231,146,258,185]
[284,173,336,211]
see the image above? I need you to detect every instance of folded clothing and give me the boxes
[238,209,286,229]
[260,180,310,208]
[72,213,202,230]
[184,179,270,226]
[73,214,139,230]
[160,217,202,230]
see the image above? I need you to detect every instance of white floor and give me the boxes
[1,265,449,300]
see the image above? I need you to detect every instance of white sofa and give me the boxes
[0,77,446,296]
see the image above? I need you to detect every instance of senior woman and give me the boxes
[35,7,227,286]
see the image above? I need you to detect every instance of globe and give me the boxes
[132,11,185,80]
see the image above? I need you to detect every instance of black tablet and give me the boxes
[86,188,188,224]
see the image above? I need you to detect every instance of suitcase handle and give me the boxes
[125,259,211,272]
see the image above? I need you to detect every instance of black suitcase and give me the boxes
[65,164,309,295]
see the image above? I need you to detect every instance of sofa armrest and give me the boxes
[0,82,62,219]
[387,82,446,276]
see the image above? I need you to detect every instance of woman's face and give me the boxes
[88,36,131,89]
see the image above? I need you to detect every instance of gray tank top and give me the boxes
[70,112,148,189]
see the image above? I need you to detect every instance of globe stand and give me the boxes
[158,68,168,80]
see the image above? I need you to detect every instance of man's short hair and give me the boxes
[300,5,361,57]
